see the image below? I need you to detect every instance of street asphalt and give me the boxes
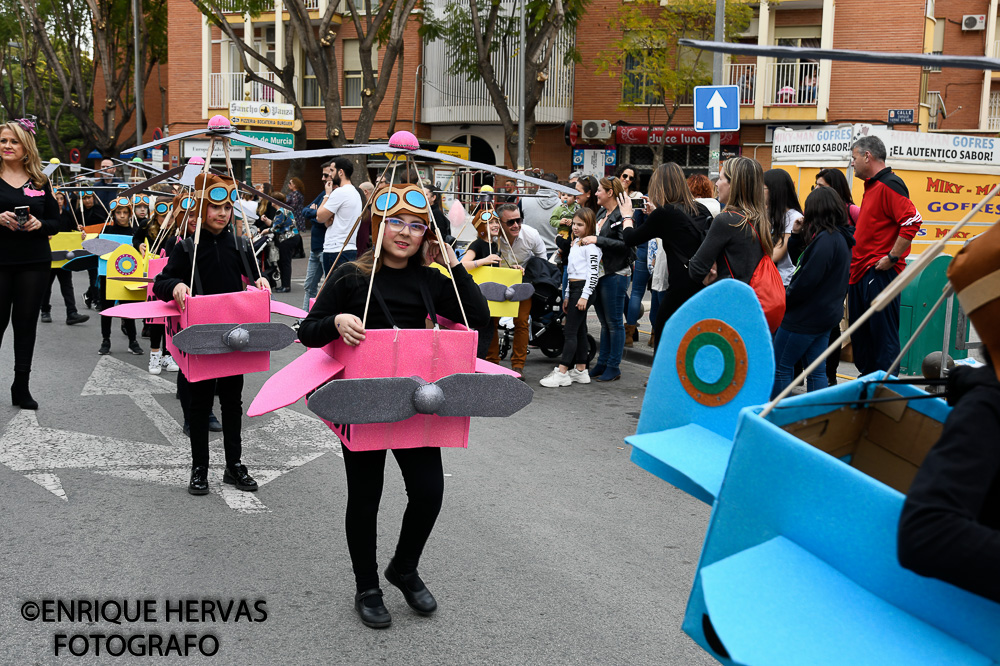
[0,253,717,665]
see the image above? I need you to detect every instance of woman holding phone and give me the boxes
[0,119,61,410]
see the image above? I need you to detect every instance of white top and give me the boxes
[696,197,722,218]
[322,185,363,254]
[498,224,547,267]
[565,241,602,300]
[651,240,668,292]
[775,207,804,285]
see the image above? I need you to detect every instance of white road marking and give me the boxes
[0,359,344,513]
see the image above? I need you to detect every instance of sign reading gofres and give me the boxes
[884,131,998,165]
[771,127,854,161]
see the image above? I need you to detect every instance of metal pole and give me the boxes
[412,64,424,135]
[133,0,143,148]
[708,0,725,180]
[517,0,525,171]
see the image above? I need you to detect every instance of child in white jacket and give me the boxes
[541,208,602,388]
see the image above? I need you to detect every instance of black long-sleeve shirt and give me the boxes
[0,177,60,266]
[153,227,255,300]
[298,261,490,348]
[780,226,854,335]
[623,202,710,298]
[897,366,1000,603]
[594,207,632,275]
[688,211,765,284]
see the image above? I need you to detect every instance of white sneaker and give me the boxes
[539,367,571,388]
[160,354,180,372]
[568,368,591,384]
[148,351,163,375]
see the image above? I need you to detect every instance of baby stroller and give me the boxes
[496,257,597,364]
[252,233,281,289]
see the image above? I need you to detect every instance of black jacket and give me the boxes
[0,178,60,266]
[897,366,1000,603]
[594,207,632,275]
[153,227,255,300]
[623,202,709,305]
[780,225,854,335]
[689,211,766,284]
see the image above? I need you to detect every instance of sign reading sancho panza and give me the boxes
[229,101,295,129]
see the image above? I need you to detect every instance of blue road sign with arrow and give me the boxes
[694,85,741,133]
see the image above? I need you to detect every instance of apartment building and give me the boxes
[138,0,997,192]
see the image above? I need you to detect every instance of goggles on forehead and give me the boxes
[154,201,170,215]
[109,196,131,210]
[204,184,240,205]
[132,195,150,207]
[372,185,429,218]
[81,190,94,197]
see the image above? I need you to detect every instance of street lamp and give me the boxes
[8,41,25,119]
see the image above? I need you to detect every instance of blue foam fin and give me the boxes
[627,424,734,505]
[699,536,994,666]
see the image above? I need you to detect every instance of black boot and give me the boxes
[11,371,38,410]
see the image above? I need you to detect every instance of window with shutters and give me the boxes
[343,40,378,108]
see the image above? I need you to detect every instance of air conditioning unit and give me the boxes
[581,120,612,141]
[962,14,986,31]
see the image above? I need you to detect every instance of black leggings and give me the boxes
[277,236,298,290]
[42,269,78,315]
[561,281,590,367]
[148,323,165,349]
[0,263,49,372]
[100,314,136,340]
[188,374,243,468]
[341,445,444,591]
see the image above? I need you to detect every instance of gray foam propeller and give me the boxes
[82,238,124,256]
[307,373,534,425]
[171,322,298,355]
[479,282,535,303]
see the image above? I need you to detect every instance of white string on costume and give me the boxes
[361,156,400,328]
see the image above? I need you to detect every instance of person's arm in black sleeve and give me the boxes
[431,263,490,331]
[594,226,629,255]
[152,241,190,302]
[622,206,678,247]
[689,212,734,282]
[132,223,147,252]
[897,377,1000,603]
[298,264,355,348]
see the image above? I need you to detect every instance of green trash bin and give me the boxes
[897,254,969,375]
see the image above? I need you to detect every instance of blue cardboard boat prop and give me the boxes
[627,280,1000,665]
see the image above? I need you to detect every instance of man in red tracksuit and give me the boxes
[847,135,922,376]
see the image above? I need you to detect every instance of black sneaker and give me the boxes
[40,311,52,323]
[188,466,209,495]
[66,312,89,326]
[208,413,224,432]
[128,339,144,355]
[223,463,258,491]
[98,338,111,355]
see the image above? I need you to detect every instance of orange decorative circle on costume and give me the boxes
[676,318,748,406]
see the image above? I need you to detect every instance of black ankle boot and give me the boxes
[11,371,38,410]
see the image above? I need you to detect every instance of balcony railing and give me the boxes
[763,61,818,107]
[927,90,941,130]
[726,63,756,105]
[422,28,574,124]
[989,91,1000,131]
[209,72,287,108]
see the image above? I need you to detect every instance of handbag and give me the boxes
[723,218,785,333]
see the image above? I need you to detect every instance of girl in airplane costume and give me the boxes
[298,183,490,630]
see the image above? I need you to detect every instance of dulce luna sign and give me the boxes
[615,125,740,145]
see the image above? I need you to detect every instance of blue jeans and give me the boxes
[323,250,357,276]
[301,249,324,311]
[592,273,628,371]
[626,242,649,326]
[772,327,829,398]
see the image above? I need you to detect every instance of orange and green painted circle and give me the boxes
[676,319,748,406]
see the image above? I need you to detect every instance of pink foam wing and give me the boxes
[247,346,345,417]
[270,300,309,319]
[102,300,180,319]
[475,358,521,377]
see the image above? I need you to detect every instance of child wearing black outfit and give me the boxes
[98,195,143,356]
[298,183,490,630]
[153,174,270,496]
